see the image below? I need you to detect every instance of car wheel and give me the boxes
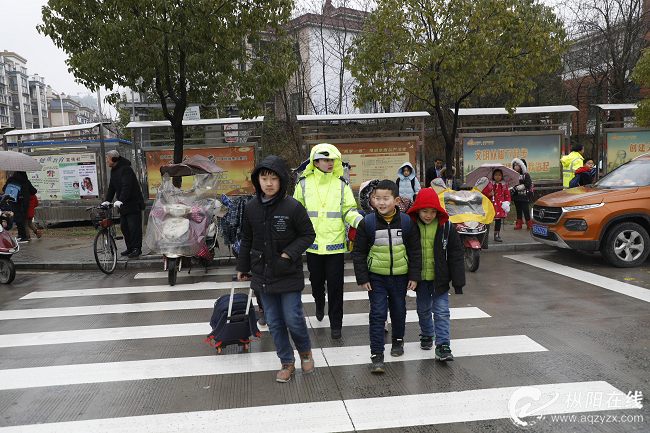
[601,222,650,268]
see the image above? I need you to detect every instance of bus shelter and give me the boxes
[296,112,430,191]
[126,117,264,201]
[1,123,130,224]
[455,105,578,191]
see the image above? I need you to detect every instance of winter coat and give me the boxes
[482,180,511,219]
[27,194,38,219]
[406,188,449,281]
[106,158,145,215]
[351,207,422,285]
[511,158,533,203]
[396,162,421,200]
[561,151,584,188]
[573,166,595,186]
[293,143,362,255]
[3,171,37,218]
[237,156,316,294]
[359,179,379,214]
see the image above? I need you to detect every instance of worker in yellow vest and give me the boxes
[560,143,585,188]
[294,143,362,339]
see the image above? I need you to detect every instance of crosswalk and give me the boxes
[0,262,641,431]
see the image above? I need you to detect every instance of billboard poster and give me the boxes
[606,130,650,172]
[462,134,561,181]
[314,140,417,190]
[27,152,99,200]
[144,146,255,198]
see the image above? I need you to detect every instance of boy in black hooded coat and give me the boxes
[236,156,316,383]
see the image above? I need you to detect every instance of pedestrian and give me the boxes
[561,143,585,188]
[482,169,511,242]
[2,171,37,243]
[293,143,362,339]
[236,156,316,383]
[25,193,42,239]
[406,188,465,360]
[351,180,422,373]
[438,166,457,190]
[359,179,379,215]
[511,158,533,230]
[102,150,145,258]
[396,162,421,200]
[425,157,444,188]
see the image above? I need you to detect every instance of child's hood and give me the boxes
[511,158,527,174]
[301,143,344,178]
[406,188,449,226]
[251,156,289,201]
[397,162,416,180]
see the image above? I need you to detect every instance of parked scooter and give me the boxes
[0,195,19,284]
[144,156,224,286]
[432,178,494,272]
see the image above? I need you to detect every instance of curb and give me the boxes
[13,243,554,271]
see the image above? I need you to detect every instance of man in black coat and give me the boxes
[102,150,145,258]
[2,171,37,242]
[236,155,316,383]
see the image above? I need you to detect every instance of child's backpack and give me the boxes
[568,174,581,188]
[4,184,21,202]
[395,177,416,191]
[205,284,260,354]
[364,212,411,246]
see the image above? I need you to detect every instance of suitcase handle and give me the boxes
[227,281,254,324]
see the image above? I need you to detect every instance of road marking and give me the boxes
[0,335,545,390]
[0,381,630,432]
[505,254,650,303]
[132,263,354,279]
[0,292,368,320]
[21,275,359,299]
[0,307,489,348]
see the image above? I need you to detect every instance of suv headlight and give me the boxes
[562,203,604,212]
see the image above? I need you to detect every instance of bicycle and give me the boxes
[86,203,121,274]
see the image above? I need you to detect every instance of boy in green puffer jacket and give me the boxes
[406,188,465,361]
[351,180,422,373]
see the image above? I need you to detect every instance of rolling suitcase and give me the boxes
[205,282,261,354]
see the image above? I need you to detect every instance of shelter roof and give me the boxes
[454,105,579,116]
[4,123,107,137]
[593,104,637,110]
[126,117,265,129]
[296,112,430,122]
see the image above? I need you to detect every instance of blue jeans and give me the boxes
[260,291,311,364]
[415,280,450,345]
[368,273,408,353]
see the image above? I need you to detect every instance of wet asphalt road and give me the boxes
[0,250,648,432]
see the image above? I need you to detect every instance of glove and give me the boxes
[348,227,357,241]
[101,201,110,207]
[501,201,510,213]
[114,201,123,209]
[516,184,525,191]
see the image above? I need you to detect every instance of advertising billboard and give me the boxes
[462,133,561,181]
[313,140,417,190]
[27,152,100,200]
[606,130,650,172]
[144,146,255,198]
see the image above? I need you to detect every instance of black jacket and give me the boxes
[432,220,466,295]
[3,171,37,216]
[512,172,533,202]
[236,156,315,294]
[106,158,145,215]
[351,207,422,285]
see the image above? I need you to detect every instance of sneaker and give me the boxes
[420,335,434,350]
[299,350,314,373]
[120,249,133,256]
[435,343,454,361]
[17,237,30,243]
[370,352,384,373]
[390,337,404,357]
[276,363,296,383]
[316,309,324,321]
[128,249,142,258]
[35,230,42,239]
[257,311,267,326]
[331,329,342,339]
[494,232,502,243]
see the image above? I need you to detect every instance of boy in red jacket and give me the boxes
[25,193,42,239]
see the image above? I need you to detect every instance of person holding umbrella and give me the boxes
[2,171,37,243]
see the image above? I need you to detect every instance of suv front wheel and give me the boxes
[601,222,650,268]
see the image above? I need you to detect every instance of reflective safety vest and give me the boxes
[295,171,362,255]
[561,151,584,188]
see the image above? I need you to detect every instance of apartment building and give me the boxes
[30,74,50,129]
[1,51,33,130]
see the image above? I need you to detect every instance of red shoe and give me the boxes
[513,219,523,230]
[526,220,533,231]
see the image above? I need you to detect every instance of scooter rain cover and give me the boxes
[145,172,221,256]
[438,188,495,225]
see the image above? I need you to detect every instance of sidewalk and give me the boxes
[11,223,552,271]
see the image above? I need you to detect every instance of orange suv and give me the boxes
[531,152,650,267]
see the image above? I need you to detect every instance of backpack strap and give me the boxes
[365,213,376,246]
[411,178,416,190]
[399,213,410,245]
